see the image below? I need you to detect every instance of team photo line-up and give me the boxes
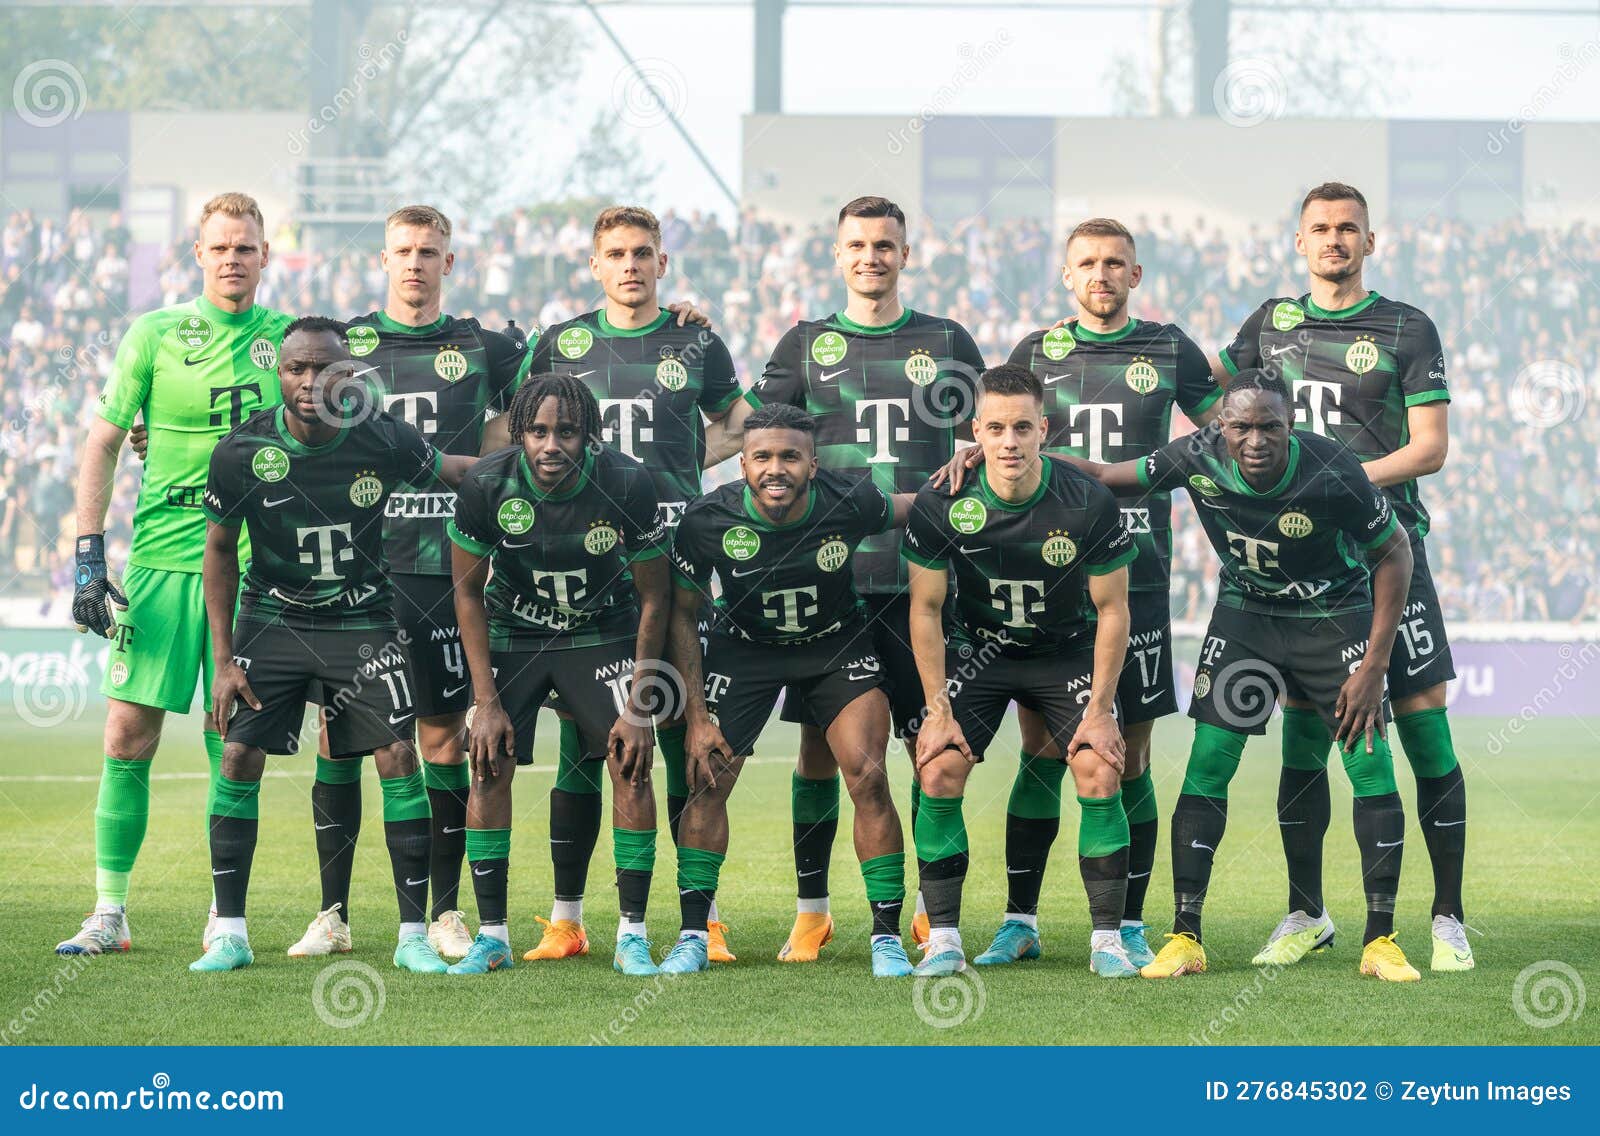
[59,182,1470,983]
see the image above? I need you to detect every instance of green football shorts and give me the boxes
[99,564,217,714]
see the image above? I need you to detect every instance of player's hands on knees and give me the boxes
[71,534,127,639]
[468,698,514,782]
[609,715,654,785]
[210,662,260,740]
[1334,661,1386,755]
[128,424,149,461]
[666,300,713,329]
[1068,709,1125,774]
[928,445,985,494]
[914,709,972,772]
[685,719,732,791]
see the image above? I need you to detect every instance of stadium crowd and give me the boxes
[2,204,1595,624]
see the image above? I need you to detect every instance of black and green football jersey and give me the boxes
[1219,292,1448,536]
[345,311,533,576]
[756,310,984,596]
[1138,424,1398,618]
[1009,318,1220,593]
[671,469,894,644]
[529,308,743,529]
[448,445,666,652]
[901,460,1135,658]
[203,407,442,630]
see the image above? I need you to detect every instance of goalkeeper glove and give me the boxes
[72,534,127,639]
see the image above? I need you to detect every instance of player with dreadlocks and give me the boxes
[447,373,674,975]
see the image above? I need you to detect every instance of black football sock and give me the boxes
[1278,767,1330,916]
[1170,794,1228,942]
[312,757,362,922]
[423,762,470,920]
[1353,791,1405,943]
[549,787,603,910]
[379,771,431,926]
[1415,766,1467,920]
[792,773,840,902]
[465,828,510,926]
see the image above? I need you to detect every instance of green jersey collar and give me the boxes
[1303,291,1380,321]
[831,308,914,335]
[1069,318,1138,343]
[598,308,672,337]
[373,310,450,336]
[1233,435,1301,498]
[273,406,349,454]
[742,482,817,529]
[979,457,1052,511]
[519,448,594,500]
[195,295,260,327]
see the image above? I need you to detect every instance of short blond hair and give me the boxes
[1066,217,1135,256]
[386,204,452,241]
[198,192,265,234]
[593,205,662,251]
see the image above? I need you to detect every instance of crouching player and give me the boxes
[198,317,478,972]
[660,404,917,977]
[447,374,672,977]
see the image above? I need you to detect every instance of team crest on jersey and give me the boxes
[175,316,213,349]
[498,498,535,534]
[1194,670,1213,699]
[109,661,129,687]
[1345,336,1380,375]
[347,326,380,357]
[1124,357,1160,396]
[948,498,988,535]
[349,472,384,508]
[816,538,849,572]
[1277,511,1314,538]
[1188,474,1223,497]
[249,337,278,370]
[252,446,290,483]
[558,327,594,359]
[656,358,689,391]
[811,331,848,367]
[434,347,469,382]
[585,522,620,555]
[1041,326,1076,361]
[722,525,761,561]
[1042,531,1078,567]
[1271,301,1306,332]
[904,350,938,387]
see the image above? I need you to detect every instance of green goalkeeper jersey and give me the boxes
[95,296,294,572]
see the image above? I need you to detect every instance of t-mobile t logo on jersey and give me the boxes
[989,579,1045,629]
[855,400,911,464]
[1067,403,1124,463]
[297,524,355,580]
[1226,531,1280,573]
[529,568,588,609]
[761,586,819,633]
[1294,380,1344,435]
[384,392,439,434]
[599,398,655,460]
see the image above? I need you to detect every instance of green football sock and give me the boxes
[913,794,968,863]
[379,770,431,822]
[676,846,725,892]
[1181,724,1248,799]
[203,731,224,816]
[94,757,151,906]
[1008,750,1067,819]
[657,722,689,799]
[554,721,604,794]
[613,827,658,874]
[422,760,468,791]
[211,774,261,820]
[316,755,364,785]
[1122,768,1158,825]
[466,827,511,862]
[1281,707,1333,770]
[859,852,906,902]
[1395,707,1459,779]
[1076,791,1130,858]
[1340,732,1399,798]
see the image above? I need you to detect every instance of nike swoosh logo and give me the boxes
[729,566,765,578]
[1126,871,1152,879]
[405,877,427,887]
[1376,839,1404,848]
[184,355,212,367]
[550,838,573,844]
[473,866,495,876]
[442,684,467,698]
[387,712,409,724]
[442,826,465,834]
[1190,840,1214,852]
[1005,868,1030,875]
[1278,820,1307,826]
[1431,819,1466,828]
[1198,498,1227,509]
[957,545,989,554]
[568,370,595,380]
[846,672,875,682]
[313,822,340,831]
[798,869,822,877]
[1040,374,1069,385]
[211,868,236,876]
[1405,657,1438,676]
[818,369,847,382]
[874,902,898,910]
[262,496,294,508]
[1139,691,1163,704]
[503,539,535,550]
[1263,344,1297,360]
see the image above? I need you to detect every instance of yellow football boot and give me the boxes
[1140,932,1208,978]
[707,919,736,963]
[1359,934,1421,982]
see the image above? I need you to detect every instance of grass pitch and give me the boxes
[1,706,1595,1046]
